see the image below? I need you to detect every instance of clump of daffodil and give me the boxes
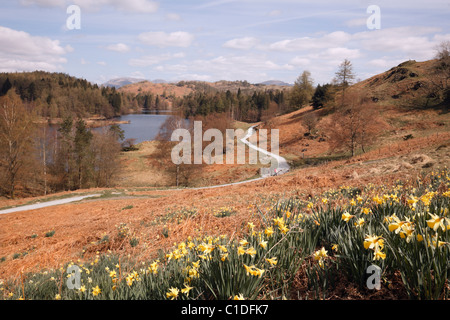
[243,264,265,278]
[364,235,386,261]
[313,247,328,268]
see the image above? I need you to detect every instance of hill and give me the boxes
[0,59,449,298]
[103,77,147,88]
[0,71,142,118]
[259,80,293,87]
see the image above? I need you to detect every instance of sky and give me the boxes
[0,0,449,85]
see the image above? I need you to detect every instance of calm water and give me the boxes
[115,113,172,143]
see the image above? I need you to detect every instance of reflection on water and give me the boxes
[114,113,172,143]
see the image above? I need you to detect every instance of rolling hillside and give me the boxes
[0,59,449,300]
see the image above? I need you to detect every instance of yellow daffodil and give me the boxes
[181,284,193,296]
[245,247,257,257]
[341,211,355,222]
[243,264,254,276]
[427,213,446,231]
[259,240,268,250]
[374,250,386,261]
[364,235,384,251]
[92,286,101,297]
[354,217,365,228]
[166,287,179,300]
[239,239,249,246]
[265,257,278,266]
[273,217,284,226]
[233,293,245,300]
[265,227,274,237]
[237,246,246,256]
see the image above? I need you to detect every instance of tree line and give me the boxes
[0,90,123,199]
[0,71,143,119]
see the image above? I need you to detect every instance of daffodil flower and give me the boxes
[233,294,245,300]
[265,257,278,266]
[427,213,446,231]
[341,211,355,222]
[92,286,101,297]
[166,287,179,300]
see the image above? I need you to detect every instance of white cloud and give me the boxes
[97,61,107,66]
[138,31,194,48]
[20,0,65,7]
[22,0,160,13]
[128,52,185,67]
[268,31,352,52]
[345,18,367,28]
[129,71,146,79]
[169,54,294,83]
[290,57,311,67]
[223,37,259,50]
[354,26,442,60]
[0,26,72,72]
[105,43,130,53]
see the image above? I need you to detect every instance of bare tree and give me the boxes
[329,90,381,157]
[154,112,198,187]
[302,112,319,136]
[0,91,36,198]
[433,41,450,101]
[91,128,122,187]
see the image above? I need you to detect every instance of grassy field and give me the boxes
[1,168,448,300]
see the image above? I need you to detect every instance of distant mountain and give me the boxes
[103,77,146,88]
[151,79,168,84]
[259,80,293,87]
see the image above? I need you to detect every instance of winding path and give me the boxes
[0,126,290,215]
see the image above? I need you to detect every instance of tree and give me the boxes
[289,71,314,110]
[91,128,122,187]
[0,78,12,96]
[335,59,355,106]
[74,119,93,189]
[0,91,36,198]
[328,90,381,157]
[302,112,319,136]
[311,84,334,109]
[154,113,199,187]
[433,41,450,102]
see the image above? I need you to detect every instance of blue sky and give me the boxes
[0,0,449,85]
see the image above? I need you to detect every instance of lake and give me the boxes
[114,113,172,143]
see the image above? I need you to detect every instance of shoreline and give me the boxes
[36,117,130,128]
